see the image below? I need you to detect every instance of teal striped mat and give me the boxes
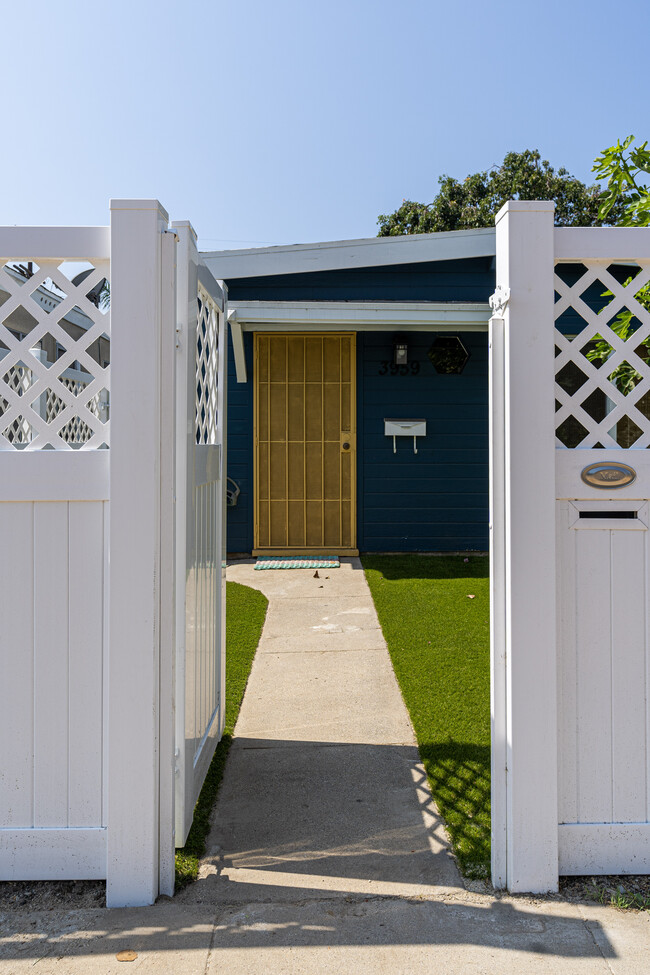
[254,557,340,570]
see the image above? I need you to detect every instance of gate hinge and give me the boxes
[489,286,510,316]
[176,323,183,350]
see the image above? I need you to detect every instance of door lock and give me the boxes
[341,432,353,452]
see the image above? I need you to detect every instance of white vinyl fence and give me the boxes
[490,202,650,892]
[0,202,227,907]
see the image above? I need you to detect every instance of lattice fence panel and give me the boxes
[0,259,110,449]
[195,284,219,445]
[554,260,650,448]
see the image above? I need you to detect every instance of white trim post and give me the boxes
[489,308,507,889]
[107,199,171,907]
[157,226,178,897]
[216,281,228,738]
[493,201,558,892]
[170,220,199,847]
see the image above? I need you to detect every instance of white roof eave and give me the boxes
[201,227,496,280]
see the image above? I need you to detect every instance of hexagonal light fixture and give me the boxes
[427,336,470,374]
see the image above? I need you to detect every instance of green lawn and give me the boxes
[362,554,490,877]
[175,580,268,889]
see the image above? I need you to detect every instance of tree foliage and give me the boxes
[592,135,650,227]
[589,136,650,403]
[377,149,625,236]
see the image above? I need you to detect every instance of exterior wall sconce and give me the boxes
[393,341,408,365]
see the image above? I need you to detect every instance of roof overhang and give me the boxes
[227,300,491,382]
[202,227,496,280]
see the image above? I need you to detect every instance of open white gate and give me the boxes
[490,201,650,892]
[173,223,227,846]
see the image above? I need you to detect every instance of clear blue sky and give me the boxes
[2,0,647,248]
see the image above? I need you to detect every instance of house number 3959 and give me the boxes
[378,361,420,376]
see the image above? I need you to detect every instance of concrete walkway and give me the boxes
[181,556,462,904]
[2,557,650,973]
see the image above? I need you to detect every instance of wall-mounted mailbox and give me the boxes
[384,418,426,454]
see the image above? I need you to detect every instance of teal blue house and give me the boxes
[203,228,496,556]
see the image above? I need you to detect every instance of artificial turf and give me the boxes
[174,580,268,889]
[362,554,490,877]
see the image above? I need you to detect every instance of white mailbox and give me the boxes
[384,418,427,454]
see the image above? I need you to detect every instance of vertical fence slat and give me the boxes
[33,501,69,827]
[556,502,578,826]
[68,501,104,827]
[0,502,34,827]
[575,529,613,823]
[611,529,648,822]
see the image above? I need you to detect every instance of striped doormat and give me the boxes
[254,557,340,570]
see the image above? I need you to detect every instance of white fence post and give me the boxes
[488,308,507,890]
[107,199,174,907]
[492,201,558,892]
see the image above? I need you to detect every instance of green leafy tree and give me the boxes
[377,149,625,236]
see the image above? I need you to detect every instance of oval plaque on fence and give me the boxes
[581,463,637,489]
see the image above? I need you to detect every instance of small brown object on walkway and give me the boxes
[116,950,138,962]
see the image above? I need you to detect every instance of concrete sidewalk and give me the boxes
[2,556,650,973]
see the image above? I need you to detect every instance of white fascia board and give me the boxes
[201,228,496,279]
[229,301,491,331]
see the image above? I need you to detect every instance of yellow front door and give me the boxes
[254,332,357,555]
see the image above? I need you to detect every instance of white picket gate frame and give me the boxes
[172,222,227,847]
[490,201,650,892]
[0,201,227,907]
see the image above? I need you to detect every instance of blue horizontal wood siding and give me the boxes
[357,331,488,552]
[226,329,254,553]
[227,257,494,302]
[224,256,493,554]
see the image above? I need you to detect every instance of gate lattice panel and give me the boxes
[0,260,110,449]
[554,261,650,448]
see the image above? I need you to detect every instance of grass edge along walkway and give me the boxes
[175,580,268,889]
[362,554,490,878]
